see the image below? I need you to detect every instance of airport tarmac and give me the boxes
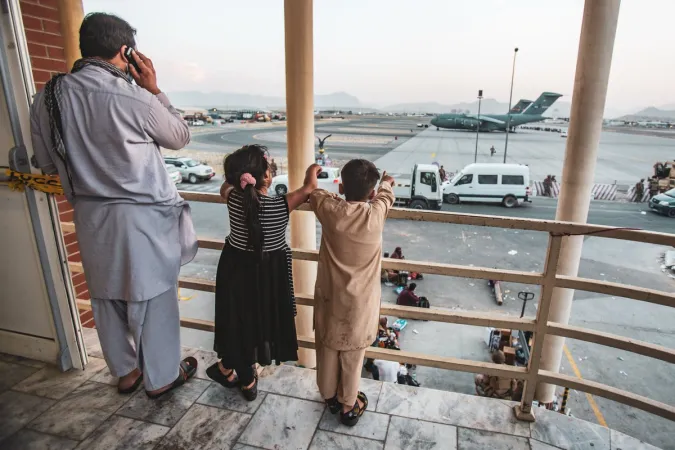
[176,117,675,449]
[374,126,675,186]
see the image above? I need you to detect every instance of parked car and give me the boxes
[443,163,531,208]
[270,167,341,196]
[649,188,675,218]
[192,120,205,126]
[164,156,215,184]
[165,164,182,185]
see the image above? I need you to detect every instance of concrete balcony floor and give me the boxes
[0,328,661,450]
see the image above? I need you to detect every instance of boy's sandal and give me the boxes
[118,373,143,394]
[240,374,259,402]
[325,395,341,414]
[206,362,239,388]
[146,357,198,399]
[340,391,368,427]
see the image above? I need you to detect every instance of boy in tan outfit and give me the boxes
[309,159,395,426]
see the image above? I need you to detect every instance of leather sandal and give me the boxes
[241,374,258,402]
[118,373,143,394]
[146,357,198,399]
[340,391,368,427]
[206,362,239,388]
[325,395,341,414]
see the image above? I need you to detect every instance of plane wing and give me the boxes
[465,114,505,124]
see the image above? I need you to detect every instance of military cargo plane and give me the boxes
[430,92,562,132]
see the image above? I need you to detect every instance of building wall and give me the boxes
[20,0,93,327]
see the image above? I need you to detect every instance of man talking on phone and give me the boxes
[30,13,199,397]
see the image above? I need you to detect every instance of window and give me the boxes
[478,175,498,184]
[420,172,437,192]
[456,174,473,186]
[502,175,525,185]
[318,172,329,179]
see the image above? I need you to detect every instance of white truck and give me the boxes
[385,163,444,210]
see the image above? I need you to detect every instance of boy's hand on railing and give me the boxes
[381,170,395,187]
[304,164,322,191]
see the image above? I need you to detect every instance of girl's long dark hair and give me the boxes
[224,145,270,258]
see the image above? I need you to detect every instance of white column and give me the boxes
[535,0,621,403]
[284,0,316,368]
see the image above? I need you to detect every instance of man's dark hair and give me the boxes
[409,283,417,291]
[341,159,380,201]
[80,13,137,59]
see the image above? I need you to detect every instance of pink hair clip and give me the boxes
[240,173,256,189]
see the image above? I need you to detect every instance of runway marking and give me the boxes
[563,344,608,427]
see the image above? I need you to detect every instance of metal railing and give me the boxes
[63,191,675,422]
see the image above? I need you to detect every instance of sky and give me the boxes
[83,0,675,114]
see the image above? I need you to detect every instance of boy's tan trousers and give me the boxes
[315,339,367,408]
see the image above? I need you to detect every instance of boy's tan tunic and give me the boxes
[310,183,395,351]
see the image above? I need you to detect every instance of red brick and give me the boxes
[22,16,43,31]
[47,46,65,60]
[75,282,88,296]
[57,200,73,213]
[63,231,77,245]
[66,240,79,254]
[78,290,91,301]
[25,29,63,47]
[37,0,58,9]
[71,272,86,286]
[27,42,48,57]
[67,251,81,263]
[59,209,74,223]
[35,82,46,91]
[32,69,51,83]
[41,19,61,35]
[55,194,68,203]
[21,2,59,21]
[31,56,66,72]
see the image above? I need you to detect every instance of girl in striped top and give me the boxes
[207,144,321,401]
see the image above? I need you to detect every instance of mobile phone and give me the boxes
[123,46,141,74]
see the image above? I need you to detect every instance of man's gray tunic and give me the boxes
[30,65,197,301]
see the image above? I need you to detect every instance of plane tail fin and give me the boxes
[509,99,533,115]
[522,92,562,115]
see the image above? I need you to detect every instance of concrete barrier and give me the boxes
[534,181,617,201]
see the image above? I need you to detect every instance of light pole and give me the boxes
[474,89,483,163]
[503,47,518,163]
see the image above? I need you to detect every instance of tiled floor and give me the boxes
[0,329,663,450]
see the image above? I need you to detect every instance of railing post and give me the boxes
[283,0,317,368]
[536,0,621,404]
[57,0,84,70]
[514,234,562,421]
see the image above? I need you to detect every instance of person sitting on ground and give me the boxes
[474,351,516,399]
[390,246,404,260]
[396,283,420,307]
[369,359,400,383]
[381,253,398,283]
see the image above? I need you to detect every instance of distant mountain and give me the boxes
[168,91,361,110]
[617,106,675,121]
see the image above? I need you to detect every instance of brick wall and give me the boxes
[20,1,94,327]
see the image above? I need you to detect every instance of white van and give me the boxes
[442,163,531,208]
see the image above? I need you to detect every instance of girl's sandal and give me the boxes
[206,362,239,388]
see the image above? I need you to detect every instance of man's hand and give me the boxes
[381,170,395,187]
[129,50,161,96]
[303,164,322,191]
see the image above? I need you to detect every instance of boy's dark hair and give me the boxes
[341,159,380,201]
[409,283,417,291]
[224,145,270,258]
[80,13,137,59]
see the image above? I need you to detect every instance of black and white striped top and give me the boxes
[227,189,289,252]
